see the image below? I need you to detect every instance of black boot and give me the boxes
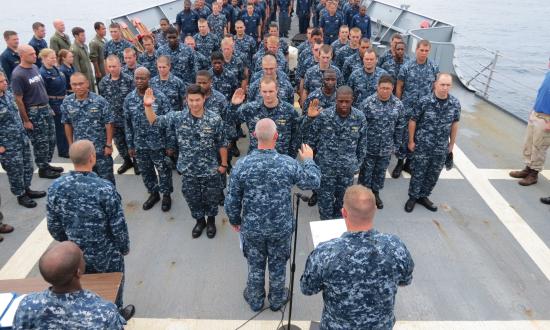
[161,194,171,212]
[391,159,404,179]
[403,158,412,174]
[404,197,416,213]
[117,158,133,175]
[206,216,216,238]
[133,158,141,175]
[142,192,160,210]
[48,164,64,173]
[26,188,46,199]
[38,168,60,179]
[308,191,318,207]
[417,197,438,212]
[18,195,37,208]
[192,218,207,238]
[119,304,136,321]
[373,191,383,209]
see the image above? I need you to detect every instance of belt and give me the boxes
[48,95,65,100]
[535,112,550,121]
[28,104,48,110]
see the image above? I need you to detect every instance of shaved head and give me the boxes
[39,241,84,287]
[69,139,95,166]
[17,44,34,55]
[343,185,376,225]
[255,118,278,143]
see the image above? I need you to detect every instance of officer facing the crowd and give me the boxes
[144,84,228,239]
[0,71,46,209]
[61,73,115,184]
[358,75,405,209]
[225,119,321,312]
[405,73,461,212]
[124,67,174,212]
[302,86,367,220]
[46,140,134,319]
[99,55,136,175]
[13,242,127,329]
[301,185,414,329]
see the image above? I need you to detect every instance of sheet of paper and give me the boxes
[0,294,26,328]
[309,219,347,248]
[0,293,15,319]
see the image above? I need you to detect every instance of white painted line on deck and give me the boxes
[454,146,550,281]
[0,218,53,280]
[395,320,550,330]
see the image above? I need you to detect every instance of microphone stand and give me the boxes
[279,193,305,330]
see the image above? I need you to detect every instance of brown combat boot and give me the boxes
[509,166,530,178]
[518,169,538,186]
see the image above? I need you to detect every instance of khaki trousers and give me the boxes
[523,111,550,171]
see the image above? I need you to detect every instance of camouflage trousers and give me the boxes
[27,106,55,169]
[0,137,33,196]
[358,155,391,192]
[113,126,130,161]
[85,253,125,308]
[318,172,354,220]
[181,173,222,220]
[136,149,173,195]
[408,153,446,199]
[93,152,115,185]
[242,234,291,309]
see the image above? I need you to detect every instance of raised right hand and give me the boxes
[308,98,321,118]
[298,144,314,160]
[231,88,246,105]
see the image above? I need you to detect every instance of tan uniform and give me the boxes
[523,111,550,171]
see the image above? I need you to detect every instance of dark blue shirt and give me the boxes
[10,65,49,107]
[241,12,262,38]
[59,64,75,94]
[39,66,67,97]
[319,11,345,37]
[351,13,371,39]
[534,72,550,115]
[175,10,200,36]
[0,48,20,81]
[29,37,48,68]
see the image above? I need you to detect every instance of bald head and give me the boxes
[39,241,83,287]
[343,185,376,226]
[53,19,65,33]
[255,118,278,145]
[69,139,95,166]
[17,44,34,56]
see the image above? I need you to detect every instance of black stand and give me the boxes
[278,195,302,330]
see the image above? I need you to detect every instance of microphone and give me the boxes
[295,192,310,202]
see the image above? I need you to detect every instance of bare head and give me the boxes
[254,118,278,148]
[39,241,85,289]
[17,44,37,66]
[69,139,96,169]
[53,19,65,33]
[342,185,376,230]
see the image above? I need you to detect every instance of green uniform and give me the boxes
[49,32,71,54]
[89,35,106,78]
[70,42,96,91]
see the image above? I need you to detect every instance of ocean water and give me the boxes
[1,0,548,118]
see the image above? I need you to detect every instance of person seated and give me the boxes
[13,241,127,329]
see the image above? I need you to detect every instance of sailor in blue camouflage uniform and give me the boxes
[377,33,405,68]
[207,2,229,39]
[155,27,196,85]
[220,37,247,88]
[184,36,211,72]
[333,27,361,70]
[405,73,460,213]
[61,73,115,184]
[124,67,174,212]
[194,19,221,59]
[194,0,212,19]
[247,55,294,105]
[103,23,133,65]
[319,1,345,45]
[99,55,135,174]
[251,37,289,74]
[250,67,289,85]
[393,40,439,179]
[0,72,46,209]
[297,39,323,93]
[301,184,414,330]
[225,118,321,312]
[144,84,228,239]
[138,35,158,78]
[303,69,337,116]
[13,241,127,329]
[195,70,229,121]
[210,51,240,100]
[358,75,405,209]
[347,48,387,106]
[233,20,258,68]
[301,86,367,220]
[303,45,343,99]
[330,26,349,53]
[121,48,140,79]
[47,139,131,309]
[230,77,300,157]
[150,56,187,112]
[341,37,370,81]
[379,40,408,83]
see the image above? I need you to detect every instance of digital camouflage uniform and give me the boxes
[250,69,290,85]
[0,91,34,197]
[302,87,336,117]
[330,39,348,53]
[348,66,387,107]
[380,54,409,83]
[358,94,405,191]
[98,73,134,162]
[334,44,357,70]
[192,49,211,73]
[150,73,187,112]
[396,59,439,159]
[103,39,133,65]
[193,32,220,59]
[341,51,362,82]
[233,34,257,68]
[409,93,461,199]
[301,229,414,329]
[301,106,367,220]
[303,64,343,95]
[209,67,240,101]
[155,43,196,84]
[124,89,174,196]
[247,74,295,105]
[252,50,289,75]
[153,108,227,220]
[61,93,115,184]
[225,149,321,310]
[13,289,126,330]
[223,54,247,85]
[230,100,300,157]
[207,13,228,39]
[47,171,130,307]
[138,52,158,78]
